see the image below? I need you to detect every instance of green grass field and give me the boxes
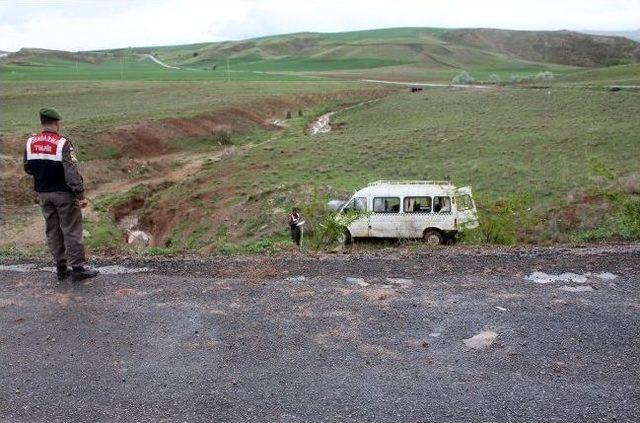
[0,56,317,82]
[0,77,382,138]
[110,86,639,252]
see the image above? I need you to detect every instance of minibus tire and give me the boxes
[339,229,352,245]
[423,229,444,245]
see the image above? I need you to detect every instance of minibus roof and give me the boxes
[356,181,457,197]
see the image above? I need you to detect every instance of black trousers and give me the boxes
[290,225,301,246]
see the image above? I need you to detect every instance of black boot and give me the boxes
[56,266,71,281]
[71,266,99,282]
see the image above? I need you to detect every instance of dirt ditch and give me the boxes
[308,98,381,135]
[96,90,387,159]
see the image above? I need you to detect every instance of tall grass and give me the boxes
[461,192,538,245]
[572,160,640,242]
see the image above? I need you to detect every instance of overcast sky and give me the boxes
[1,0,639,52]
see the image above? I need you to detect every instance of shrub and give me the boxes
[573,160,640,242]
[460,192,537,245]
[535,71,555,81]
[573,197,640,242]
[488,73,501,84]
[605,58,631,67]
[212,130,232,145]
[294,189,367,250]
[452,71,475,85]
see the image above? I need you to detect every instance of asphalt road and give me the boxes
[1,245,639,422]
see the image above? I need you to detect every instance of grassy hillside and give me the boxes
[442,29,640,67]
[560,63,640,85]
[148,27,640,68]
[129,27,640,84]
[73,86,639,254]
[149,27,582,79]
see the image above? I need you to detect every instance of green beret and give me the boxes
[39,107,61,121]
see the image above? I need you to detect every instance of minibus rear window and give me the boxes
[373,197,400,213]
[456,194,473,211]
[404,197,431,213]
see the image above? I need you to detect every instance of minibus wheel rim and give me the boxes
[423,230,443,245]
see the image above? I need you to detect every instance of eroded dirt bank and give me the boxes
[1,245,638,422]
[0,88,390,207]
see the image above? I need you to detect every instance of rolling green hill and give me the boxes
[4,27,639,83]
[441,28,640,67]
[143,27,640,69]
[561,62,640,85]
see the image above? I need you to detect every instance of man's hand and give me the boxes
[77,198,89,208]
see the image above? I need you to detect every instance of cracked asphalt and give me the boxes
[1,245,639,422]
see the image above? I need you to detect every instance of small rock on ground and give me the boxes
[463,331,498,349]
[346,277,369,287]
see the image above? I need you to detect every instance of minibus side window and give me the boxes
[403,197,431,213]
[343,197,367,213]
[433,196,452,213]
[373,197,400,213]
[354,197,367,211]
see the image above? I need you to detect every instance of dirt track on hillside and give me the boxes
[1,245,638,422]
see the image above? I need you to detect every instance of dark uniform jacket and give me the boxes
[288,212,301,228]
[23,130,85,199]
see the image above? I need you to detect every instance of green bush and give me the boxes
[212,130,232,145]
[452,71,475,85]
[572,159,640,242]
[605,58,632,67]
[488,73,501,84]
[461,192,536,245]
[573,197,640,242]
[535,71,555,81]
[280,188,367,250]
[308,210,367,249]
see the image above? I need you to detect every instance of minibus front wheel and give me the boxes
[339,229,352,245]
[422,229,444,245]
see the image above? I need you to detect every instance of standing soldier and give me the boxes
[24,107,99,282]
[288,207,304,246]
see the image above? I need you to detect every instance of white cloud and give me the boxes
[0,0,638,51]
